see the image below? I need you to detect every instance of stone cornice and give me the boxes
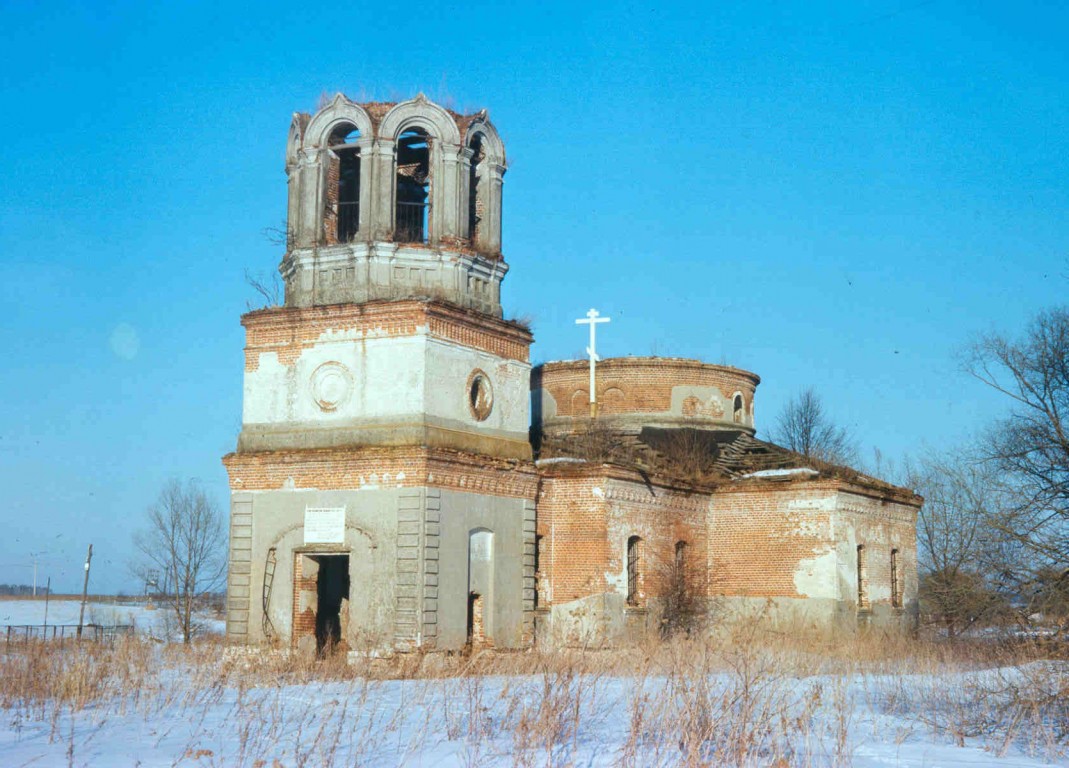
[223,445,538,499]
[243,299,532,368]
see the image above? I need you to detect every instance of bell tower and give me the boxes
[282,93,507,313]
[223,95,537,656]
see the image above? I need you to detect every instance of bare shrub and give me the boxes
[650,428,719,485]
[244,267,283,310]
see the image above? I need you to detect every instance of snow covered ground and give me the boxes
[0,598,225,640]
[0,641,1065,767]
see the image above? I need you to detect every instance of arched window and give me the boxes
[468,529,494,646]
[396,128,430,243]
[857,544,869,610]
[626,536,642,605]
[328,125,361,242]
[733,394,744,424]
[890,548,902,608]
[467,133,485,248]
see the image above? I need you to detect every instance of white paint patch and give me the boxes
[592,486,605,499]
[790,516,826,537]
[793,549,838,598]
[604,568,626,592]
[786,496,836,512]
[109,323,140,360]
[738,468,818,480]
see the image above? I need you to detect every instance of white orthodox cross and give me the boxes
[575,308,611,418]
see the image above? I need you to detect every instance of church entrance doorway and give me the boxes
[314,554,349,654]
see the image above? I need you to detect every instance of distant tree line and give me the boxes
[0,584,50,596]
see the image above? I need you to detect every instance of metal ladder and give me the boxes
[261,547,277,639]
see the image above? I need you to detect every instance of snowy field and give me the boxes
[1,631,1066,768]
[0,598,225,640]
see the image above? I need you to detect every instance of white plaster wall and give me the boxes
[424,338,530,436]
[670,385,732,420]
[239,487,401,651]
[784,500,840,601]
[243,331,529,438]
[244,335,425,425]
[831,490,918,614]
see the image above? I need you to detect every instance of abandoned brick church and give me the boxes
[222,94,921,654]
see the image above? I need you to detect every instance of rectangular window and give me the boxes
[891,549,902,609]
[626,536,641,605]
[857,544,869,610]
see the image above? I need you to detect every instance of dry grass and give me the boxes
[1,625,1066,766]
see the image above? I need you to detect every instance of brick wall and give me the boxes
[324,153,340,245]
[536,468,710,605]
[709,484,837,598]
[242,300,532,371]
[292,554,317,648]
[537,469,920,614]
[533,358,758,419]
[839,490,919,611]
[224,446,538,499]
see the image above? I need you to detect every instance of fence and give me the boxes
[4,624,135,649]
[395,201,428,243]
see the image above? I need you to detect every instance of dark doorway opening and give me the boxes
[314,555,350,655]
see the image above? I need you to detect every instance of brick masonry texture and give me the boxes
[536,466,711,605]
[534,358,759,418]
[224,445,538,500]
[243,299,532,372]
[536,465,921,614]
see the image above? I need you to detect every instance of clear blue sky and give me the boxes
[1,1,1065,593]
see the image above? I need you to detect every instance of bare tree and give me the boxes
[769,387,858,466]
[904,452,1012,635]
[963,307,1069,629]
[134,479,227,643]
[963,307,1069,627]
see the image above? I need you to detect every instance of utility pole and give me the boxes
[77,544,93,639]
[43,576,51,632]
[32,556,37,597]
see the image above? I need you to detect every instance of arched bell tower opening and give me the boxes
[329,124,361,243]
[395,128,431,244]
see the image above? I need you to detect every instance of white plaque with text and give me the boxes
[304,507,346,544]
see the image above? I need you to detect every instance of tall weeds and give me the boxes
[0,628,1065,766]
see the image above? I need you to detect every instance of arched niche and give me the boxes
[467,528,495,646]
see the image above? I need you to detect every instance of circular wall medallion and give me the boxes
[467,369,494,421]
[310,362,353,412]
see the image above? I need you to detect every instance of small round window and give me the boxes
[467,370,494,421]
